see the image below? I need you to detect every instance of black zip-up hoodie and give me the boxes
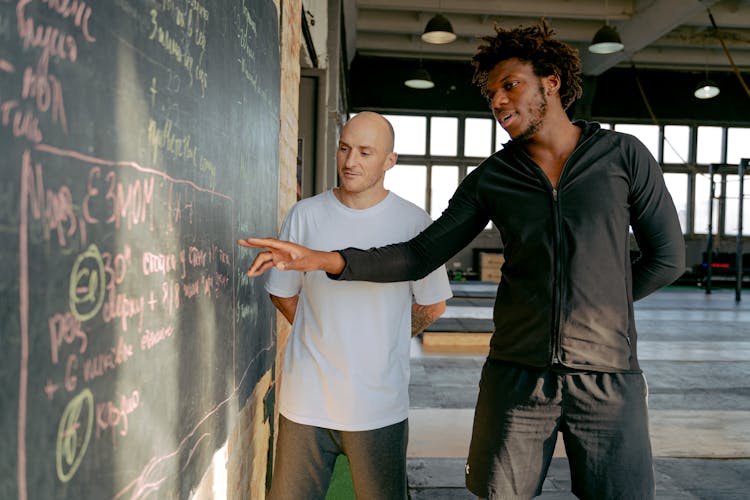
[331,121,685,373]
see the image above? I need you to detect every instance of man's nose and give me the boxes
[344,151,357,166]
[491,90,509,108]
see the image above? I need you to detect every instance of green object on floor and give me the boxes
[325,454,355,499]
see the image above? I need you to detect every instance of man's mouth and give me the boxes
[499,111,515,126]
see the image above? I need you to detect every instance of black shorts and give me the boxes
[465,359,654,500]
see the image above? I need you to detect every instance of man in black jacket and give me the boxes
[240,22,684,500]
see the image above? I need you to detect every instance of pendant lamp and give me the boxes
[421,13,456,44]
[404,67,435,89]
[589,24,624,54]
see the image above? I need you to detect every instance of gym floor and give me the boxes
[406,285,750,499]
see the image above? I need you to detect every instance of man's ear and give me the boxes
[385,152,398,171]
[545,74,561,96]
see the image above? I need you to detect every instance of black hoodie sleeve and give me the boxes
[627,136,686,300]
[329,170,490,282]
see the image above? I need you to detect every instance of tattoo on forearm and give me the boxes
[411,307,434,336]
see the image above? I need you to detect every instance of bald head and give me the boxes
[344,112,395,153]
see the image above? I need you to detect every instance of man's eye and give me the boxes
[504,81,519,91]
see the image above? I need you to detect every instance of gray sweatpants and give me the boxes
[268,414,408,500]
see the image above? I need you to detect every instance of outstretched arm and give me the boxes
[240,167,489,282]
[238,238,345,277]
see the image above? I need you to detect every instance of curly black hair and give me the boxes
[471,21,583,110]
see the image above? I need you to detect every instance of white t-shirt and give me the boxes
[265,190,452,431]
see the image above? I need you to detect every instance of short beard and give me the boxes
[514,85,548,143]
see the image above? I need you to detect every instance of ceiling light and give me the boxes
[404,68,435,89]
[694,80,720,99]
[588,24,624,54]
[421,14,456,44]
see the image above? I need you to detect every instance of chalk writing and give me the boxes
[1,100,43,142]
[22,65,68,133]
[102,247,131,289]
[182,279,199,298]
[21,151,87,247]
[142,251,177,276]
[102,289,145,331]
[82,167,156,231]
[49,312,87,365]
[236,4,256,88]
[69,244,105,321]
[96,390,140,441]
[106,173,156,230]
[5,0,281,498]
[40,0,95,42]
[147,117,198,166]
[16,0,79,71]
[44,379,59,399]
[82,337,134,383]
[140,325,175,350]
[148,0,209,97]
[56,388,94,483]
[161,279,180,314]
[0,58,14,72]
[64,354,78,391]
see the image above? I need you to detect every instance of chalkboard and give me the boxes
[0,1,280,498]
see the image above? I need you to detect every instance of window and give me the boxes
[663,125,690,164]
[694,173,720,234]
[464,118,493,157]
[724,175,750,236]
[696,126,723,165]
[727,128,750,165]
[384,115,426,155]
[384,165,426,210]
[430,117,458,156]
[430,166,458,219]
[614,124,659,160]
[663,173,688,233]
[367,113,742,238]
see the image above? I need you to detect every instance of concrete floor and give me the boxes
[407,286,750,499]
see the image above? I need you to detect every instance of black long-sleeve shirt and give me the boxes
[333,121,685,372]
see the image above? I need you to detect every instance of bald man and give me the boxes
[262,112,452,500]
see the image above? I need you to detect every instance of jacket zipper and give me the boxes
[547,130,599,367]
[551,186,562,365]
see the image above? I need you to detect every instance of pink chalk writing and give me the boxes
[101,290,145,332]
[96,390,140,440]
[64,354,78,392]
[142,251,178,276]
[2,100,43,143]
[82,337,133,384]
[0,59,15,73]
[41,0,96,42]
[140,325,175,350]
[16,0,79,72]
[102,248,130,290]
[22,65,68,133]
[48,312,87,365]
[20,150,85,247]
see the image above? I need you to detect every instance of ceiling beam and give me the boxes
[357,0,633,21]
[582,0,720,75]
